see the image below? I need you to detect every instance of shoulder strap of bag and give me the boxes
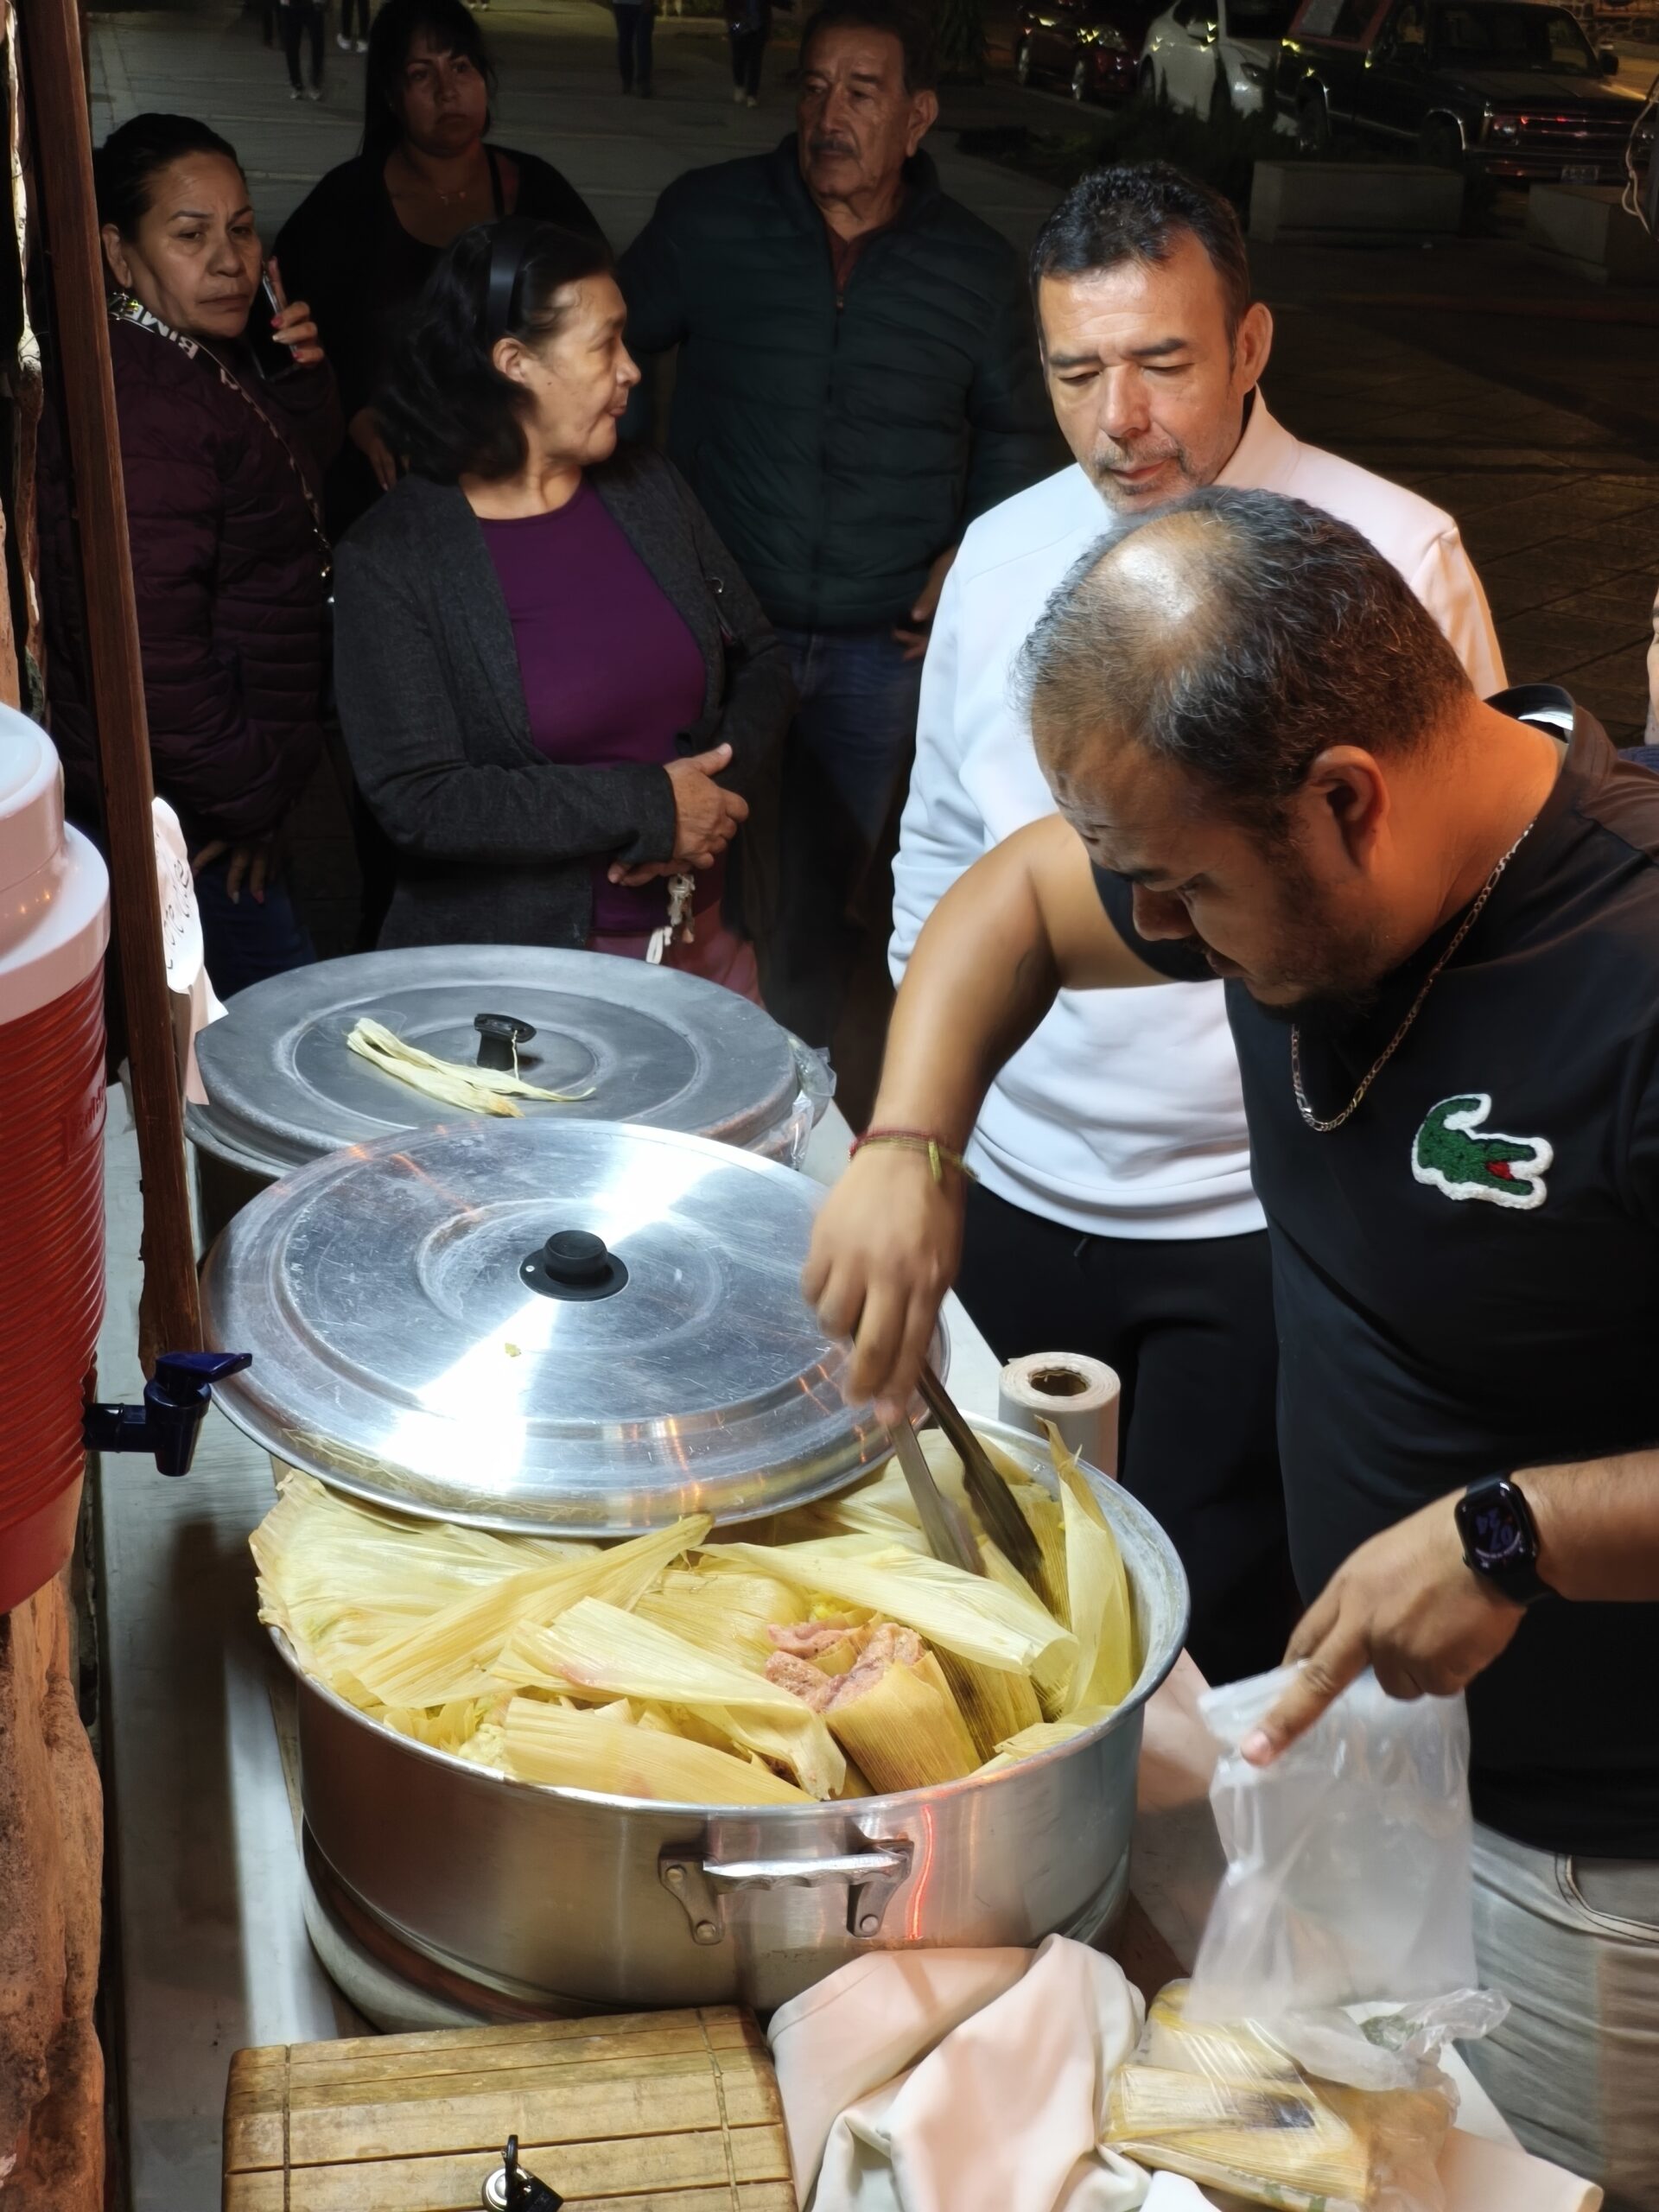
[109,293,333,582]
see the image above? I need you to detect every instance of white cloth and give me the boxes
[891,395,1507,1240]
[767,1936,1149,2212]
[151,798,226,1105]
[766,1929,1598,2212]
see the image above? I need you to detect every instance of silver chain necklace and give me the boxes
[1291,819,1536,1135]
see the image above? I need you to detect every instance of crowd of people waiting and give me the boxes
[32,6,1659,2197]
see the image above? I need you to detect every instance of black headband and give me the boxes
[484,217,541,344]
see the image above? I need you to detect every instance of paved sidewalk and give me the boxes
[89,2,1060,247]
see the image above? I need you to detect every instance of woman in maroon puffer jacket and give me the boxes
[37,111,340,996]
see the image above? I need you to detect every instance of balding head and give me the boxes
[1018,488,1471,837]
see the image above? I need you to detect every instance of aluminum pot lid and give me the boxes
[200,1118,933,1535]
[188,945,801,1171]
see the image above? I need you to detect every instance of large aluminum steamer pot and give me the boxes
[276,1421,1188,2017]
[188,945,831,1244]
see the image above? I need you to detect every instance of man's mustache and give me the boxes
[810,135,858,157]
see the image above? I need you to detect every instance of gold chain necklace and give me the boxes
[1291,819,1536,1135]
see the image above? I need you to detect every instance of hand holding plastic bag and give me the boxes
[1102,1668,1507,2212]
[1191,1665,1478,2018]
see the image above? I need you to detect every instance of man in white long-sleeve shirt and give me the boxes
[892,164,1503,1682]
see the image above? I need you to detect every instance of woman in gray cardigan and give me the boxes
[332,218,791,991]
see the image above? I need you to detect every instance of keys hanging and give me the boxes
[645,871,698,966]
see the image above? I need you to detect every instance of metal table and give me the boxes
[95,1096,1003,2211]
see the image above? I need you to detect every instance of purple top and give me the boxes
[480,480,713,934]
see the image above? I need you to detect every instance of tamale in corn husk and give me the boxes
[976,1707,1115,1774]
[500,1597,845,1798]
[816,1624,979,1793]
[251,1423,1135,1801]
[251,1471,579,1705]
[920,1432,1071,1624]
[766,1618,870,1677]
[1049,1424,1137,1709]
[1103,1985,1459,2212]
[352,1516,711,1707]
[635,1567,807,1670]
[934,1649,1044,1762]
[504,1695,810,1805]
[714,1537,1076,1689]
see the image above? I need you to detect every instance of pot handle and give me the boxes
[659,1837,912,1946]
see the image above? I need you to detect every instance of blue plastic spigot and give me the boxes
[83,1350,253,1478]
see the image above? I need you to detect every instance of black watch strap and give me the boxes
[1456,1475,1555,1605]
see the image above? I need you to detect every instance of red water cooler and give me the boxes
[0,709,111,1616]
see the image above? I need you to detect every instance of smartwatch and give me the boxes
[1455,1475,1556,1605]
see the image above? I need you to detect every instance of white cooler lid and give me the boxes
[0,707,109,1024]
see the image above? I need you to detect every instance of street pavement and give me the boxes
[90,2,1659,971]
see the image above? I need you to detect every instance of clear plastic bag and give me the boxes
[1190,1666,1479,2018]
[1103,1982,1473,2212]
[1098,1669,1508,2212]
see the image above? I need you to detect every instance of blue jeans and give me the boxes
[778,625,923,849]
[613,1,654,87]
[766,625,924,1049]
[194,857,315,1001]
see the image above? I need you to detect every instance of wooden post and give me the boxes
[25,0,201,1355]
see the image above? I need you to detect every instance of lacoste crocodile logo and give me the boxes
[1411,1094,1552,1211]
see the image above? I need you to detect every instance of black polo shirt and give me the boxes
[1094,690,1659,1856]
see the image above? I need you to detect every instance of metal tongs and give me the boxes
[887,1363,1046,1592]
[890,1416,982,1577]
[919,1363,1046,1587]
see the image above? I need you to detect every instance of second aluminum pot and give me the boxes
[280,1421,1189,2017]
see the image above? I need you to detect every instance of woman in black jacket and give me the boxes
[332,220,791,993]
[276,0,601,538]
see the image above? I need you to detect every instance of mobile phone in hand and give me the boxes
[245,267,302,382]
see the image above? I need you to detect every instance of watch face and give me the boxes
[1471,1494,1528,1568]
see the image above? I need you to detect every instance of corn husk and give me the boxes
[1010,1483,1071,1626]
[1104,2063,1452,2210]
[934,1649,1044,1762]
[976,1707,1114,1774]
[503,1695,810,1805]
[1103,2060,1374,2205]
[1048,1424,1136,1710]
[378,1694,504,1752]
[635,1567,807,1670]
[251,1471,577,1704]
[1141,1986,1302,2083]
[908,1433,1071,1624]
[500,1598,845,1799]
[353,1516,711,1707]
[713,1537,1077,1690]
[798,1623,979,1794]
[346,1017,594,1116]
[1105,1987,1457,2211]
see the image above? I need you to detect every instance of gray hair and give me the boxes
[1015,486,1471,830]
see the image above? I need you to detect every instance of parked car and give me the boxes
[1140,0,1298,118]
[1014,0,1155,100]
[1274,0,1651,179]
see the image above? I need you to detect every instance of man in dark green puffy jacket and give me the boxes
[618,0,1056,1048]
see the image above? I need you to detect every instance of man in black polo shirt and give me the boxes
[804,488,1659,2206]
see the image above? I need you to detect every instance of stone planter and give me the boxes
[1527,182,1659,287]
[1249,160,1464,245]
